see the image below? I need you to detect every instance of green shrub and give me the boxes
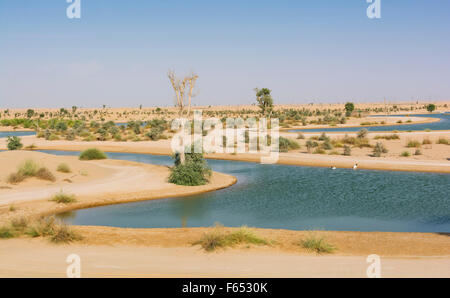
[0,226,15,239]
[7,172,25,184]
[57,163,71,173]
[35,167,56,182]
[407,140,421,148]
[437,138,449,145]
[50,225,83,244]
[372,142,388,157]
[414,149,422,155]
[169,151,212,186]
[357,129,368,139]
[18,159,38,176]
[50,191,76,204]
[193,226,268,252]
[79,148,107,160]
[279,137,300,152]
[299,235,335,254]
[7,136,23,150]
[343,145,352,156]
[401,151,411,157]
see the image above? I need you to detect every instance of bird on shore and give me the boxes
[353,163,359,170]
[331,166,337,170]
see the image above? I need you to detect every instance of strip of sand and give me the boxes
[0,151,236,222]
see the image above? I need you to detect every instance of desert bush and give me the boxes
[422,138,432,145]
[193,226,268,252]
[343,145,352,156]
[414,149,422,155]
[299,235,335,254]
[79,148,107,160]
[372,142,388,157]
[57,163,71,173]
[357,129,368,139]
[7,172,26,184]
[169,149,212,186]
[406,140,421,148]
[437,138,449,145]
[401,151,411,157]
[297,133,305,139]
[35,167,56,182]
[18,159,38,176]
[374,134,399,140]
[0,226,15,239]
[50,191,76,204]
[7,136,23,150]
[279,137,300,152]
[50,225,83,244]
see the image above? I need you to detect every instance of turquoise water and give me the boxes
[40,150,450,233]
[0,131,35,138]
[289,113,450,133]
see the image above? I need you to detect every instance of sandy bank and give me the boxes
[2,131,449,174]
[0,151,237,222]
[1,228,449,277]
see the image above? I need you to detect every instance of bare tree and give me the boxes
[167,70,200,164]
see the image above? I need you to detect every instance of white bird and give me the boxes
[353,163,358,170]
[331,166,337,170]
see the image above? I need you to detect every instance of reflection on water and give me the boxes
[42,150,450,233]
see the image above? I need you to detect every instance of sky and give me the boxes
[0,0,449,108]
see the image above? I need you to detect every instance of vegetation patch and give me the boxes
[193,226,269,252]
[299,234,335,254]
[57,163,71,173]
[50,191,77,204]
[79,148,107,160]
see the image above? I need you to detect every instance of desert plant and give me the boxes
[357,129,368,139]
[401,151,411,157]
[50,191,76,204]
[7,172,26,184]
[57,163,71,173]
[343,145,352,156]
[18,159,38,176]
[7,136,23,150]
[193,226,268,252]
[422,138,432,145]
[279,137,300,152]
[372,142,388,157]
[79,148,107,160]
[406,140,421,148]
[50,225,83,244]
[299,235,335,254]
[35,167,56,182]
[437,138,449,145]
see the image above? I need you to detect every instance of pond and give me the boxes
[39,150,450,233]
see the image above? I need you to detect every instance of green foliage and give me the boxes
[372,142,388,157]
[255,88,274,116]
[57,163,71,173]
[279,137,300,152]
[426,104,436,113]
[345,102,355,116]
[357,129,368,139]
[300,235,335,254]
[193,226,268,252]
[50,191,77,204]
[79,148,107,160]
[7,136,23,150]
[343,145,352,156]
[169,151,212,186]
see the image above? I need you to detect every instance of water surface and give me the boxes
[40,150,450,233]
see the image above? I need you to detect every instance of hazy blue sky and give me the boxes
[1,0,449,108]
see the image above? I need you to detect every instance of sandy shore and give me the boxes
[2,131,449,173]
[1,229,449,278]
[0,151,236,223]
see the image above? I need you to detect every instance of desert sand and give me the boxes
[0,151,236,224]
[1,228,449,278]
[2,130,449,173]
